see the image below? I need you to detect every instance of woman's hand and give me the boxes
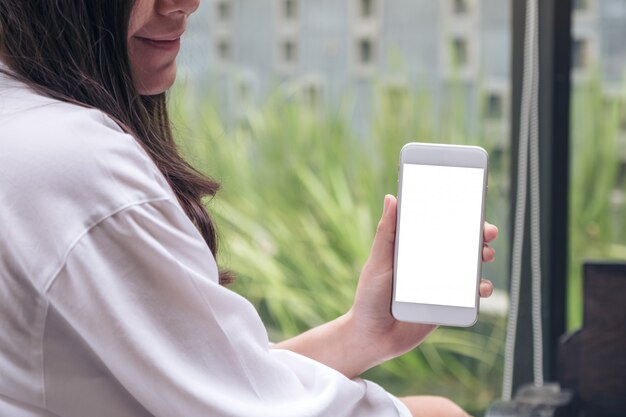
[273,194,497,380]
[346,194,498,365]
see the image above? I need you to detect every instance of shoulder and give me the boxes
[0,78,176,209]
[0,75,180,288]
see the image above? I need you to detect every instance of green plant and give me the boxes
[171,80,510,414]
[568,74,626,330]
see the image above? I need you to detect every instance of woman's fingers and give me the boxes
[482,222,497,263]
[366,195,397,268]
[479,279,494,298]
[483,222,498,243]
[480,224,496,298]
[482,245,496,262]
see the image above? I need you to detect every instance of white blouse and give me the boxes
[0,66,410,416]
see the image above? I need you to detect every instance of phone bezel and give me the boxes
[391,142,489,327]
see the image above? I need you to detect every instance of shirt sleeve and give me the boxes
[388,394,412,417]
[45,198,408,417]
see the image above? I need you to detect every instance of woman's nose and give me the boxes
[156,0,200,17]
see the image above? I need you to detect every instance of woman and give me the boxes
[0,1,498,416]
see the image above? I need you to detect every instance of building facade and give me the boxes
[178,0,625,140]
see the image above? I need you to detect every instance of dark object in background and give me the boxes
[558,262,626,417]
[487,262,626,417]
[486,384,575,417]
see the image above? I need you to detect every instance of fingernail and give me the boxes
[383,195,390,215]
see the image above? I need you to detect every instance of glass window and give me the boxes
[284,0,298,20]
[573,38,589,70]
[216,1,231,22]
[238,80,251,101]
[486,92,503,119]
[452,37,469,66]
[283,40,297,63]
[359,38,373,64]
[569,0,626,329]
[217,39,231,61]
[303,83,322,107]
[453,0,470,14]
[361,0,374,18]
[574,0,589,11]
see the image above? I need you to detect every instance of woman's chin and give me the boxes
[135,63,177,96]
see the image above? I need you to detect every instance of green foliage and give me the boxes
[170,71,626,412]
[172,82,509,414]
[568,75,626,329]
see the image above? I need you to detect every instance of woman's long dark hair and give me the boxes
[0,1,233,284]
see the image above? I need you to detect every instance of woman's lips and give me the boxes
[136,37,181,51]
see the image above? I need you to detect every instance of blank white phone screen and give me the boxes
[395,164,484,308]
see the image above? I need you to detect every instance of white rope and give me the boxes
[528,5,544,386]
[502,0,541,400]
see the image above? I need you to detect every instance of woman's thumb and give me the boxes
[367,195,397,267]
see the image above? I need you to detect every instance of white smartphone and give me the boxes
[391,142,488,327]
